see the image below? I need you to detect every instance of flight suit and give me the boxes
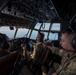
[57,53,76,75]
[31,41,44,75]
[31,41,52,75]
[47,46,64,75]
[50,46,64,70]
[31,41,43,62]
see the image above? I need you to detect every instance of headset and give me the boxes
[65,27,76,51]
[0,33,10,49]
[71,33,76,51]
[69,14,76,51]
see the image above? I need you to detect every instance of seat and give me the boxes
[0,51,19,75]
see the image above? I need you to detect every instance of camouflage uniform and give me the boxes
[50,46,64,70]
[47,46,63,75]
[47,47,76,75]
[57,53,76,75]
[51,46,64,57]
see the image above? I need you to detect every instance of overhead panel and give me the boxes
[0,0,60,27]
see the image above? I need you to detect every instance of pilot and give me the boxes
[22,32,44,57]
[48,28,76,75]
[0,33,10,57]
[31,32,44,59]
[22,32,45,75]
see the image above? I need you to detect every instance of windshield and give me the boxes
[0,26,16,38]
[0,23,60,40]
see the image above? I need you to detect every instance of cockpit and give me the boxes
[0,0,76,75]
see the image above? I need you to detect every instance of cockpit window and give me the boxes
[41,23,50,30]
[0,23,60,40]
[35,23,50,30]
[0,26,16,38]
[51,23,60,31]
[33,23,59,40]
[49,33,58,40]
[30,30,38,40]
[34,23,41,29]
[16,28,31,38]
[0,26,31,38]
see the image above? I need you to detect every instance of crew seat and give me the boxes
[0,51,19,75]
